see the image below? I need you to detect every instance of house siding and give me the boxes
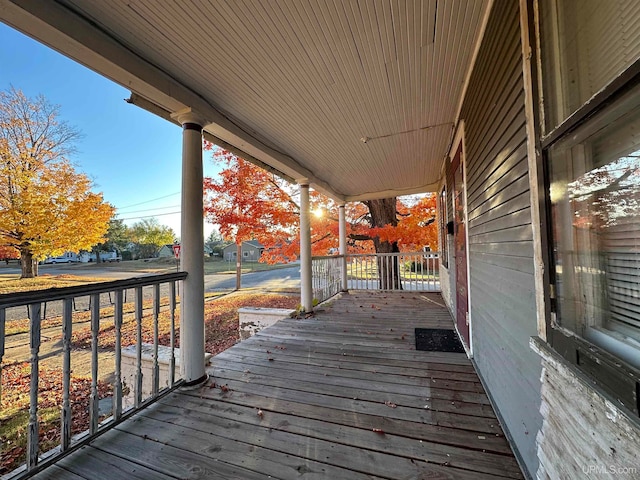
[532,339,640,480]
[456,0,542,476]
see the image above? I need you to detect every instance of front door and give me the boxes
[452,145,470,348]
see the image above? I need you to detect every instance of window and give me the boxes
[540,0,640,132]
[439,187,448,268]
[540,0,640,414]
[548,86,640,369]
[243,251,249,257]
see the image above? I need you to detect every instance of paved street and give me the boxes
[204,265,300,292]
[1,262,301,292]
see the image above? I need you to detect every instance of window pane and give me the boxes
[540,0,640,132]
[549,87,640,367]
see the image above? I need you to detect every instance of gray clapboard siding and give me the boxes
[455,0,542,477]
[469,208,532,237]
[472,252,535,275]
[468,141,529,209]
[469,191,532,229]
[470,239,535,257]
[466,109,528,195]
[468,149,530,216]
[469,224,535,244]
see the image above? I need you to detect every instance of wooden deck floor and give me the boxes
[34,292,523,480]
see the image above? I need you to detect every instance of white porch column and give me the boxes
[172,108,207,385]
[338,204,348,292]
[299,181,313,312]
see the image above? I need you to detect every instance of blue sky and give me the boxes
[0,23,218,238]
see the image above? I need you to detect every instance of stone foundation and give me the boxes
[238,307,296,340]
[121,344,212,408]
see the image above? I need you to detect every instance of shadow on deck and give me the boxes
[33,292,523,479]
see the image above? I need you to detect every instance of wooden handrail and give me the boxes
[0,272,187,308]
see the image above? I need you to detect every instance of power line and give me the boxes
[116,211,181,221]
[115,204,180,215]
[117,191,181,210]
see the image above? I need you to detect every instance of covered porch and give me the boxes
[3,1,640,478]
[31,292,522,480]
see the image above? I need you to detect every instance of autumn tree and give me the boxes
[127,218,175,259]
[0,87,114,278]
[203,150,298,288]
[203,149,439,288]
[0,245,19,264]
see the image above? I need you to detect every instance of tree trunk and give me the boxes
[20,249,38,278]
[365,198,402,290]
[236,242,242,290]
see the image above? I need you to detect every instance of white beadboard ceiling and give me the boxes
[1,0,490,201]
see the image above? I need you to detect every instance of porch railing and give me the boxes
[0,272,186,479]
[347,252,440,292]
[311,252,440,302]
[311,255,344,304]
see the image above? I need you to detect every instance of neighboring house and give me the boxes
[159,244,215,258]
[222,240,265,262]
[157,244,176,258]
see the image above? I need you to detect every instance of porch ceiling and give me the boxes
[0,0,489,201]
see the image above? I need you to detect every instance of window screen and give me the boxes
[548,86,640,368]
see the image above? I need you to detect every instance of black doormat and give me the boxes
[415,328,466,353]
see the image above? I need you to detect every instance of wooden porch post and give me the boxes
[299,181,313,312]
[172,108,207,385]
[338,204,348,291]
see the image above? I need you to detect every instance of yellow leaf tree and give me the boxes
[0,87,114,278]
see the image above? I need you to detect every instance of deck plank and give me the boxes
[138,399,522,478]
[45,292,523,479]
[123,409,506,480]
[192,377,501,432]
[214,349,484,390]
[209,361,494,408]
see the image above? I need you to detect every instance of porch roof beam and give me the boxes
[344,182,442,202]
[127,93,297,185]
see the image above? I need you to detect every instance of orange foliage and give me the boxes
[0,245,19,260]
[203,148,438,262]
